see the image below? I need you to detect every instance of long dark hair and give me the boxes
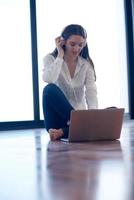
[51,24,96,80]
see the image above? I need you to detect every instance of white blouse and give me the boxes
[42,54,98,110]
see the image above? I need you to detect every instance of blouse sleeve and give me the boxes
[85,64,98,109]
[42,54,64,83]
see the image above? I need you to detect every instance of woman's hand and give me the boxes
[55,36,65,58]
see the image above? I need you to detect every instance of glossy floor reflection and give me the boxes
[0,119,134,200]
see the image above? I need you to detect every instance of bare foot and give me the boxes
[48,128,64,141]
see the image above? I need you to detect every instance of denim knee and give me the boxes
[43,83,58,97]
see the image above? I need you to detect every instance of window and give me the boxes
[0,0,33,121]
[36,0,129,120]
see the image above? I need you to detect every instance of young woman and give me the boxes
[42,24,98,141]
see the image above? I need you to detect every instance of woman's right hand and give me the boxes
[55,36,65,58]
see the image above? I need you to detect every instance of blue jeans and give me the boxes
[42,83,74,138]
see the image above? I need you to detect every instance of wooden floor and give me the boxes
[0,119,134,200]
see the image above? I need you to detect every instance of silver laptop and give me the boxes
[61,108,124,142]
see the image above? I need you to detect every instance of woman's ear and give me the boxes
[60,37,65,47]
[60,36,65,42]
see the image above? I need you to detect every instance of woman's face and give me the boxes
[64,35,86,58]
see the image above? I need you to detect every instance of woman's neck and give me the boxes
[64,54,78,64]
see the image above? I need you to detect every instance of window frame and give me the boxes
[124,0,134,119]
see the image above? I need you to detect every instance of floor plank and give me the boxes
[0,119,134,200]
